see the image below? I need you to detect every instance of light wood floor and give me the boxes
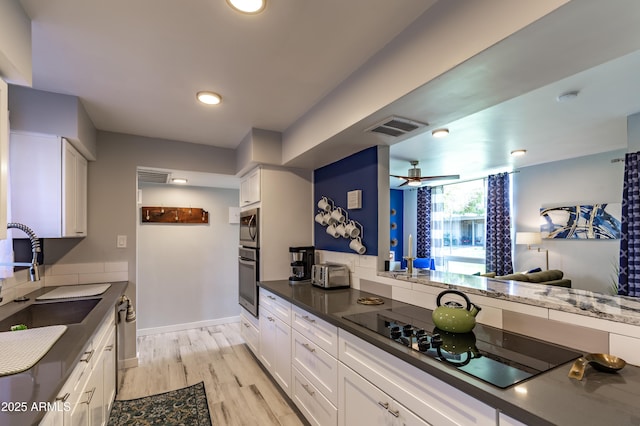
[117,322,305,426]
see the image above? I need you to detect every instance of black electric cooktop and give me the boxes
[343,304,582,389]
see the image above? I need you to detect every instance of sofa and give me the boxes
[481,269,571,288]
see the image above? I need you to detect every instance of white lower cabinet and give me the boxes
[339,363,430,426]
[240,310,260,356]
[338,330,496,426]
[498,413,527,426]
[41,311,116,426]
[292,366,338,426]
[259,292,292,397]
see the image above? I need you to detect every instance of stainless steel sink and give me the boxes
[0,298,100,331]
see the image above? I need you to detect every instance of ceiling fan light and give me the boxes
[407,180,421,187]
[511,149,527,157]
[226,0,266,14]
[432,128,449,138]
[197,91,222,105]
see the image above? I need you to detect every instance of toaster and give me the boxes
[311,263,350,288]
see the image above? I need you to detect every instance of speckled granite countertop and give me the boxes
[259,280,640,426]
[0,282,128,426]
[378,270,640,326]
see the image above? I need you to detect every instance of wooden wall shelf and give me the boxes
[141,207,209,224]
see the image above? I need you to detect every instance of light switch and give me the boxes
[347,190,362,209]
[117,235,127,248]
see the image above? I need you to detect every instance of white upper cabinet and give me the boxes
[10,132,88,238]
[0,79,7,240]
[240,168,261,207]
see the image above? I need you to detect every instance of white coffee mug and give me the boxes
[335,223,348,238]
[344,220,360,238]
[349,237,366,254]
[330,207,346,223]
[314,212,326,225]
[326,223,340,238]
[323,212,334,225]
[317,196,332,212]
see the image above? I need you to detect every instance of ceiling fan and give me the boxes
[391,161,460,187]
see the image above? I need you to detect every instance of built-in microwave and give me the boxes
[239,208,259,248]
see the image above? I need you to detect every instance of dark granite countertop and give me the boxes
[259,280,640,426]
[0,282,128,426]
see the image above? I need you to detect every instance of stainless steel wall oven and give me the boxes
[239,208,260,316]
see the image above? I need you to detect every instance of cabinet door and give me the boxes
[0,78,7,240]
[102,327,117,418]
[240,168,260,206]
[88,348,105,426]
[339,364,431,426]
[39,409,63,426]
[62,139,87,237]
[259,308,276,371]
[338,363,391,426]
[273,316,292,396]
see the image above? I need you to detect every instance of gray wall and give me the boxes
[48,130,237,358]
[137,184,239,331]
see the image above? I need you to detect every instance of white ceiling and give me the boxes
[16,0,640,189]
[19,0,435,148]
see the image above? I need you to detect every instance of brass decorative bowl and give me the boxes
[357,297,385,305]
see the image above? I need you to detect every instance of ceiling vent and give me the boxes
[137,169,170,184]
[366,116,427,137]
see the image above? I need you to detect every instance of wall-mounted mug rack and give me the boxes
[315,196,365,254]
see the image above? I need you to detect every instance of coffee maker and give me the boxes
[289,246,315,284]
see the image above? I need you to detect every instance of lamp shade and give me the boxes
[515,232,542,246]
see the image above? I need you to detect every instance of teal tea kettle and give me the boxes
[432,289,481,333]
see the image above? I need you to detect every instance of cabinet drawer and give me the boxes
[338,330,495,426]
[240,312,260,356]
[292,305,338,358]
[292,331,338,406]
[259,288,291,325]
[292,366,337,426]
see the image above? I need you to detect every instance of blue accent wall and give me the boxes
[314,147,378,255]
[390,189,404,261]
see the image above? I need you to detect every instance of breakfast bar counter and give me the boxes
[259,279,640,426]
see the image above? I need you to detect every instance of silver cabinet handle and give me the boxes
[267,316,275,322]
[302,383,315,396]
[56,393,70,403]
[378,401,389,409]
[242,322,250,328]
[301,315,316,324]
[82,387,96,405]
[80,350,94,363]
[388,409,400,418]
[302,343,315,353]
[267,295,276,300]
[105,344,114,352]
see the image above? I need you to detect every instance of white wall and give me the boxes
[137,184,239,333]
[513,150,626,293]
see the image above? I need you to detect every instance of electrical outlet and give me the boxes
[117,235,127,248]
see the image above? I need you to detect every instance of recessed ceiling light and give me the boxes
[196,91,222,105]
[556,90,579,102]
[510,149,527,157]
[226,0,266,14]
[171,178,188,184]
[432,128,449,138]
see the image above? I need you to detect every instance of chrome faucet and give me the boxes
[2,223,41,282]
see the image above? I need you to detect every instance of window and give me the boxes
[433,179,486,274]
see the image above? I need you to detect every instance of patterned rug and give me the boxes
[107,382,212,426]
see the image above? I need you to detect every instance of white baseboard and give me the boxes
[137,315,241,336]
[118,356,139,370]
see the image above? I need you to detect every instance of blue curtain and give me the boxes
[416,187,431,258]
[485,173,513,275]
[619,152,640,297]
